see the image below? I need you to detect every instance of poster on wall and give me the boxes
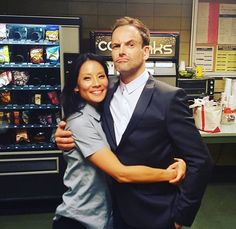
[215,45,236,72]
[218,4,236,44]
[196,2,236,73]
[195,46,215,72]
[196,2,209,43]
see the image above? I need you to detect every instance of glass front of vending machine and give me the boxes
[0,15,81,206]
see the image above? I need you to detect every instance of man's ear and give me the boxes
[74,87,79,93]
[143,45,150,61]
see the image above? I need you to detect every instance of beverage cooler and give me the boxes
[0,15,81,204]
[90,30,179,86]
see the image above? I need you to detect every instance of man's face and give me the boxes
[111,25,150,83]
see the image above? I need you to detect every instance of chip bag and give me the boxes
[30,47,44,64]
[0,24,8,40]
[0,71,12,87]
[0,45,10,63]
[46,46,60,64]
[45,25,59,41]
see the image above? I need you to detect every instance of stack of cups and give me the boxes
[231,80,236,109]
[221,78,236,125]
[222,78,236,109]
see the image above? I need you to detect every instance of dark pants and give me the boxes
[113,206,175,229]
[52,216,86,229]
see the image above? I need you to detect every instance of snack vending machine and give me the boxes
[0,15,81,204]
[90,30,179,86]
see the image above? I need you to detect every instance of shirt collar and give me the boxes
[67,104,101,122]
[120,69,149,94]
[84,104,101,121]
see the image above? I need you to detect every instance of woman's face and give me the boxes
[74,60,109,106]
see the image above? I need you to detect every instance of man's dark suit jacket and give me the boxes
[102,75,213,229]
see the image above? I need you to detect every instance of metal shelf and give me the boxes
[0,63,60,68]
[0,85,61,91]
[0,104,60,110]
[0,124,57,129]
[0,143,57,152]
[0,39,59,46]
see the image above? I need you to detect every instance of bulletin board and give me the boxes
[191,0,236,74]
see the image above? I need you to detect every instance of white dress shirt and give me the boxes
[110,70,149,145]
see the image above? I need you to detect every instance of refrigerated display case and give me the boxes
[0,15,81,204]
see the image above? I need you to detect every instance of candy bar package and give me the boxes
[34,94,42,105]
[0,71,12,87]
[45,25,59,41]
[5,112,12,124]
[30,47,44,64]
[22,111,29,124]
[46,46,60,64]
[0,112,3,125]
[13,111,20,125]
[0,45,10,63]
[16,129,30,144]
[0,24,8,40]
[13,71,29,85]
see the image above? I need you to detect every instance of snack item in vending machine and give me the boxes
[13,111,20,125]
[0,45,10,63]
[0,71,12,87]
[0,111,3,125]
[9,25,27,40]
[30,47,44,64]
[22,111,29,124]
[0,24,8,40]
[47,91,59,105]
[0,90,11,104]
[45,25,59,41]
[34,94,42,105]
[16,129,30,144]
[5,112,12,124]
[12,71,29,85]
[33,131,46,143]
[46,46,60,64]
[27,26,44,42]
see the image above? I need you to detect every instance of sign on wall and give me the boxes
[90,31,179,59]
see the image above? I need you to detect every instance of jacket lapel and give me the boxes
[102,81,119,148]
[118,76,155,146]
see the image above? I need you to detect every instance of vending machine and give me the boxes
[0,15,81,204]
[90,30,179,86]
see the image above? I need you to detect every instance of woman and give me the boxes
[53,53,186,229]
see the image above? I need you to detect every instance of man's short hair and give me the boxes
[111,16,150,46]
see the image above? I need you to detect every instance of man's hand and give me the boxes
[167,158,186,184]
[55,121,75,151]
[175,223,182,229]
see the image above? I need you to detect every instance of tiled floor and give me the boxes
[0,183,236,229]
[189,183,236,229]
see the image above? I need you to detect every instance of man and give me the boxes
[55,17,213,229]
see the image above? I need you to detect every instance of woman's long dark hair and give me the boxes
[61,53,109,119]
